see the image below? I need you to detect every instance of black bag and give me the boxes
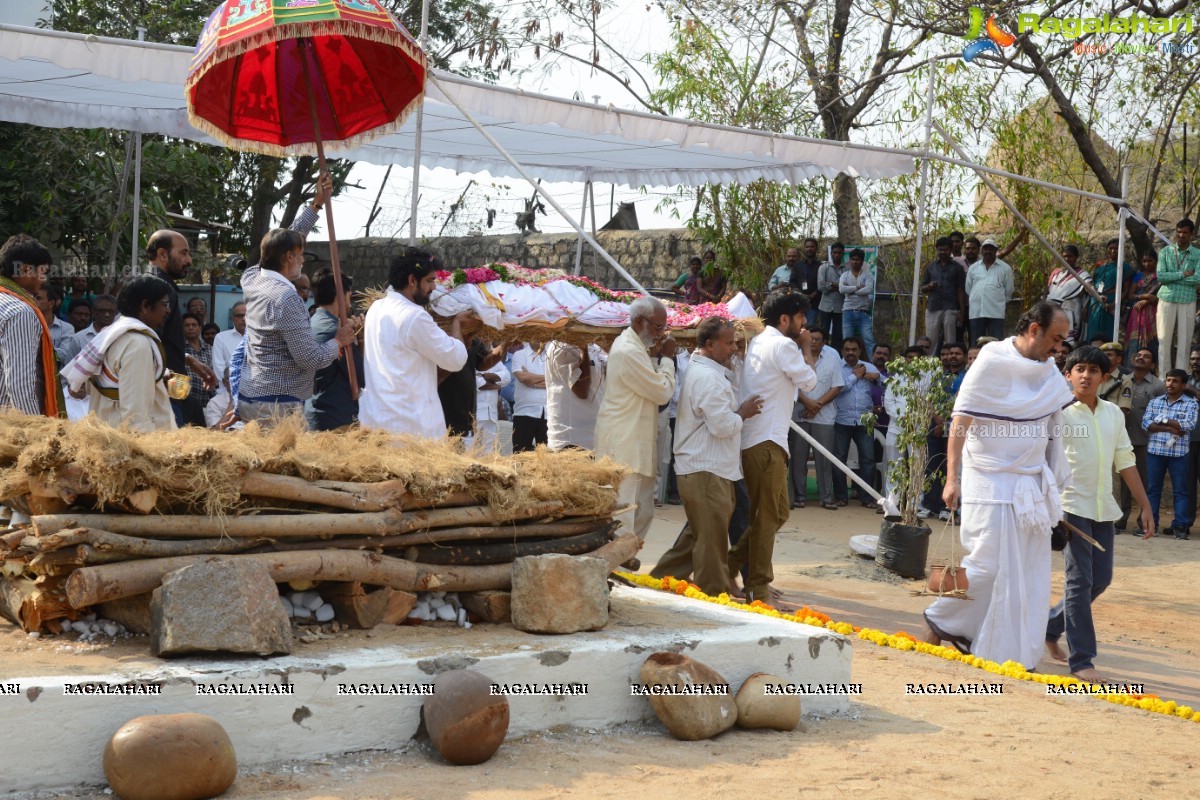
[875,520,931,579]
[1050,522,1072,551]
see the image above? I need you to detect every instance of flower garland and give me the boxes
[615,572,1200,724]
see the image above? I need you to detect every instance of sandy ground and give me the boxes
[6,502,1199,799]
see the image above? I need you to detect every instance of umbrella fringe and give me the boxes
[187,20,427,90]
[186,19,427,156]
[185,93,424,159]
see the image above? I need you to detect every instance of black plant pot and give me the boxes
[875,520,932,580]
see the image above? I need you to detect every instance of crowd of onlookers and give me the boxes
[2,210,1197,569]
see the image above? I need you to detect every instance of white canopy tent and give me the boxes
[0,23,913,187]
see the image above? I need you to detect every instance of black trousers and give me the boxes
[512,414,548,452]
[968,317,1005,345]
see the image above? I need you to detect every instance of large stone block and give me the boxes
[151,561,292,657]
[510,554,609,634]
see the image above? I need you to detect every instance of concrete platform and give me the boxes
[1,585,852,794]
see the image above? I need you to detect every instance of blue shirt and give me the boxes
[1142,394,1198,458]
[835,360,879,426]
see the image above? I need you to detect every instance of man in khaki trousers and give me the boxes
[651,318,761,594]
[728,291,818,603]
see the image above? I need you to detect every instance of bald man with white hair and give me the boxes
[595,296,678,546]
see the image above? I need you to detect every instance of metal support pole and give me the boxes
[430,74,649,294]
[573,179,590,275]
[932,121,1104,305]
[1113,165,1130,342]
[909,58,937,346]
[407,0,431,245]
[131,135,142,274]
[130,26,146,278]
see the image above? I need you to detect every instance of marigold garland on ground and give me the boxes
[615,572,1199,724]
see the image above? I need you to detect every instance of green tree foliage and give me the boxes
[648,15,830,292]
[880,355,952,526]
[0,0,520,278]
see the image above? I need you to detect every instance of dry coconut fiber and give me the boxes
[0,411,623,521]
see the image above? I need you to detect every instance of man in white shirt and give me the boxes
[205,301,247,425]
[475,359,511,453]
[789,328,844,510]
[595,296,678,544]
[212,301,246,390]
[359,249,473,439]
[650,318,761,595]
[60,294,117,363]
[965,238,1015,344]
[729,290,818,603]
[544,341,606,450]
[511,342,548,451]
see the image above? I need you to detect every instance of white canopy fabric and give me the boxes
[0,23,913,187]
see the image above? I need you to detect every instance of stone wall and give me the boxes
[304,229,1118,349]
[304,229,707,291]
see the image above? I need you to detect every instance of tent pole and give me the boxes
[590,177,598,276]
[932,121,1104,306]
[130,132,142,276]
[129,26,145,283]
[573,179,590,275]
[1113,165,1130,343]
[909,57,936,347]
[407,0,431,246]
[429,74,649,294]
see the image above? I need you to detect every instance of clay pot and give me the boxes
[638,652,737,740]
[927,564,969,594]
[735,673,801,731]
[423,669,509,765]
[103,713,236,800]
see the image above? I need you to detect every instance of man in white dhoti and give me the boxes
[923,302,1074,669]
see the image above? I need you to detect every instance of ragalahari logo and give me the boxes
[962,7,1016,61]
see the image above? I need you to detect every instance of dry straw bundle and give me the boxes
[0,411,637,632]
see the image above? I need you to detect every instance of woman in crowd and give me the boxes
[1125,249,1159,366]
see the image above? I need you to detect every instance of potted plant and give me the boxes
[873,355,953,581]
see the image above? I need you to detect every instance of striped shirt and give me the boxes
[1142,394,1198,458]
[0,292,44,414]
[673,354,744,481]
[239,267,339,401]
[228,206,324,402]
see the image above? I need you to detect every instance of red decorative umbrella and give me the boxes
[186,0,428,399]
[186,0,426,155]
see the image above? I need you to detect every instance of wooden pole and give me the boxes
[65,532,642,608]
[32,501,566,539]
[300,37,359,401]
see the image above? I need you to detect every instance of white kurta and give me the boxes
[594,327,676,477]
[924,337,1073,669]
[358,288,467,439]
[545,342,606,451]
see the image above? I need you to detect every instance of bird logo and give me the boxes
[962,7,1016,62]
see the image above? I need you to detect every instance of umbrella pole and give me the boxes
[300,38,359,401]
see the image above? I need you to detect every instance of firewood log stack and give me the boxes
[0,412,638,634]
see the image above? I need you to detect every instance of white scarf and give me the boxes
[60,315,163,394]
[954,337,1074,423]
